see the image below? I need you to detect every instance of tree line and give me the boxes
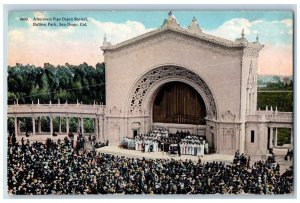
[8,62,105,105]
[258,76,293,91]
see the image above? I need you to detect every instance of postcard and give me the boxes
[6,10,294,196]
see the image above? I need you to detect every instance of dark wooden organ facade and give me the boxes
[153,82,207,125]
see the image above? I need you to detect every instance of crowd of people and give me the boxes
[120,129,208,157]
[7,137,293,195]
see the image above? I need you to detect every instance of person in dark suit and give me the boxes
[177,143,181,157]
[149,144,153,153]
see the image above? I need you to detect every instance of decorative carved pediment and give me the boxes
[101,12,263,59]
[222,111,236,122]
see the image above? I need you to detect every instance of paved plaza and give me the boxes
[96,145,292,174]
[96,146,234,163]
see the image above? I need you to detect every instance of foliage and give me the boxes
[19,117,33,133]
[258,80,293,91]
[41,117,50,132]
[52,117,60,132]
[84,118,94,133]
[7,62,105,105]
[7,118,14,134]
[277,128,291,146]
[257,92,293,112]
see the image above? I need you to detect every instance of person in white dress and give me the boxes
[180,143,184,155]
[204,142,209,154]
[153,140,158,152]
[135,140,139,151]
[199,142,204,156]
[145,140,150,152]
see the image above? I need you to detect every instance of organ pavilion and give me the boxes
[101,11,292,156]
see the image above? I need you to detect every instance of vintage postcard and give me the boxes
[6,10,294,196]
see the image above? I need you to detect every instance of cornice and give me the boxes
[101,26,263,54]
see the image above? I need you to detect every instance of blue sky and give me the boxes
[9,10,293,29]
[8,11,293,75]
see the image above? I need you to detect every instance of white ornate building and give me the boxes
[101,12,292,156]
[8,12,293,157]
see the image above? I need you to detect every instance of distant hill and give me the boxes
[258,75,293,86]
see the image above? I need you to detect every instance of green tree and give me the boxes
[84,118,94,133]
[8,62,106,104]
[257,92,293,112]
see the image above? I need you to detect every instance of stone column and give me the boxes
[247,92,251,114]
[125,117,128,137]
[269,127,273,148]
[32,117,36,136]
[38,117,42,133]
[50,116,53,135]
[216,124,220,153]
[252,92,255,113]
[274,128,278,147]
[14,116,18,136]
[102,116,106,142]
[95,117,99,139]
[66,117,69,135]
[77,117,80,133]
[17,118,21,135]
[239,123,246,154]
[59,117,62,133]
[143,116,146,134]
[98,116,101,142]
[81,117,84,135]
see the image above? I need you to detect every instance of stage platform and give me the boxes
[96,146,234,163]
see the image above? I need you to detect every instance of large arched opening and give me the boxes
[126,65,218,138]
[152,81,207,125]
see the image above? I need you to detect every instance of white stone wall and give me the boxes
[244,122,268,156]
[215,122,241,154]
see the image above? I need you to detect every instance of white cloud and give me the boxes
[204,18,293,46]
[23,12,48,29]
[8,17,155,66]
[280,19,293,27]
[205,18,253,41]
[204,18,293,75]
[8,30,24,42]
[33,11,47,19]
[88,18,154,44]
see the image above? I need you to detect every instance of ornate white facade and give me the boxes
[101,12,292,156]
